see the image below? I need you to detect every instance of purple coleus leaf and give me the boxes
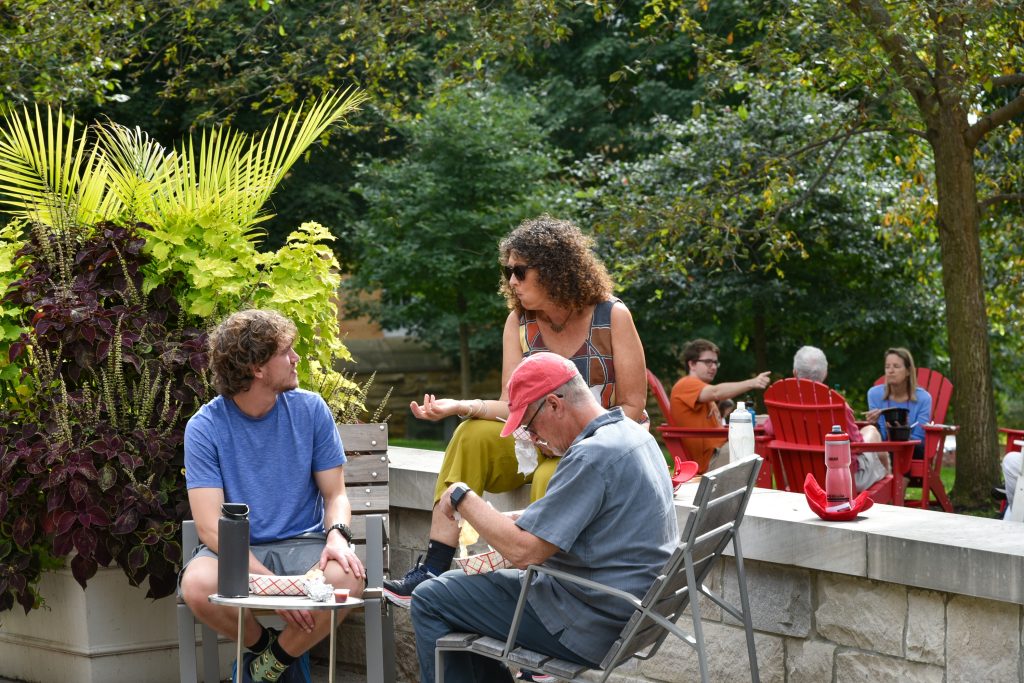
[70,554,98,590]
[97,464,117,491]
[56,510,78,536]
[112,508,140,535]
[127,545,148,574]
[12,516,34,548]
[68,478,88,503]
[12,477,31,497]
[82,505,110,527]
[73,527,97,559]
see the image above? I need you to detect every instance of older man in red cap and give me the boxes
[409,352,680,683]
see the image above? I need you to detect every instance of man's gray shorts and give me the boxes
[178,533,326,597]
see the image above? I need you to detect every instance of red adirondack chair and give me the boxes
[646,369,697,488]
[999,428,1024,455]
[646,369,772,487]
[871,368,957,512]
[764,378,918,505]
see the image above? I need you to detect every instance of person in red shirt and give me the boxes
[669,339,771,472]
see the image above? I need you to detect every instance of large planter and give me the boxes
[0,565,182,683]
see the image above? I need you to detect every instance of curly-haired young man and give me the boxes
[179,309,364,683]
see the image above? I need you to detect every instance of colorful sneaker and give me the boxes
[517,671,558,683]
[382,557,437,608]
[233,644,311,683]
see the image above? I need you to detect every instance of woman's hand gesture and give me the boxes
[410,394,464,421]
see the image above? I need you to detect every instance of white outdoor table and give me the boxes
[208,593,365,683]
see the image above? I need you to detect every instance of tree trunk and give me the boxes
[927,107,1001,507]
[458,320,471,399]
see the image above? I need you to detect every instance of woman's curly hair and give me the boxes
[208,309,297,396]
[498,215,613,314]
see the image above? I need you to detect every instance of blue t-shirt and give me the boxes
[516,408,679,665]
[866,385,932,443]
[184,388,345,544]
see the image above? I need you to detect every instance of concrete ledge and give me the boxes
[391,447,1024,606]
[389,446,532,512]
[674,480,1024,606]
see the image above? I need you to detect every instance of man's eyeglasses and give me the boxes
[695,358,721,368]
[503,264,532,281]
[512,394,562,442]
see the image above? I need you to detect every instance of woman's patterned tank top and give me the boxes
[518,300,617,409]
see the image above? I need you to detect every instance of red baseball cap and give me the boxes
[500,353,580,438]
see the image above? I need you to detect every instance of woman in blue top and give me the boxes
[865,347,931,458]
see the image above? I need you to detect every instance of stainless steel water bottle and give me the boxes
[217,502,250,597]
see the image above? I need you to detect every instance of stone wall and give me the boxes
[384,520,1023,682]
[369,446,1024,683]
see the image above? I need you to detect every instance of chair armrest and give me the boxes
[999,427,1024,455]
[924,424,958,434]
[528,564,644,610]
[499,564,643,657]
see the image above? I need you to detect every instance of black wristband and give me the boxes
[450,483,471,511]
[327,522,353,544]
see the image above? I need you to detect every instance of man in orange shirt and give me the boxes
[670,339,771,471]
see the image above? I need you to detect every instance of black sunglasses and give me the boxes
[503,264,532,281]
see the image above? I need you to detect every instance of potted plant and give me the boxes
[0,94,369,681]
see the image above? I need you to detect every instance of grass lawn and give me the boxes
[390,437,447,451]
[902,465,1001,518]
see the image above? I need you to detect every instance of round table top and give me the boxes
[208,593,363,610]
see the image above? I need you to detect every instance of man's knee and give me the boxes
[323,561,366,597]
[180,560,216,611]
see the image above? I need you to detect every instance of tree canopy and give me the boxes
[2,0,1022,507]
[345,83,570,396]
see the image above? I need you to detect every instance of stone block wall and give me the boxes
[321,447,1024,682]
[382,501,1024,682]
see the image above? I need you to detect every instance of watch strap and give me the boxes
[450,483,471,511]
[327,522,353,544]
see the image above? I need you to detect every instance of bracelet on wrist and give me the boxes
[460,398,484,419]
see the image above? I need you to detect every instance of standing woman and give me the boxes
[865,347,931,459]
[383,215,648,607]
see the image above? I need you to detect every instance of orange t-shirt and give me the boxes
[670,375,725,471]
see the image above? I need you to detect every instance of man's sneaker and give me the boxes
[517,671,558,682]
[383,557,437,608]
[234,649,311,683]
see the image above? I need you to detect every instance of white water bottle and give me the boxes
[729,401,755,463]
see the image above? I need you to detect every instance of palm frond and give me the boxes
[156,87,369,231]
[93,122,175,224]
[0,105,109,229]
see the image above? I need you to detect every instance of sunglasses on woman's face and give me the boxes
[503,264,532,281]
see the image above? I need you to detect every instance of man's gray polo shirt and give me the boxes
[516,407,679,664]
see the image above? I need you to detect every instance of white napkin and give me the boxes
[514,438,539,475]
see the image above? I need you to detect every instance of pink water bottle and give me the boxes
[824,425,853,512]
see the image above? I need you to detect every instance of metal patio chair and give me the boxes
[435,455,763,683]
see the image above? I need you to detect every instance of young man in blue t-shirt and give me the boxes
[179,309,364,683]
